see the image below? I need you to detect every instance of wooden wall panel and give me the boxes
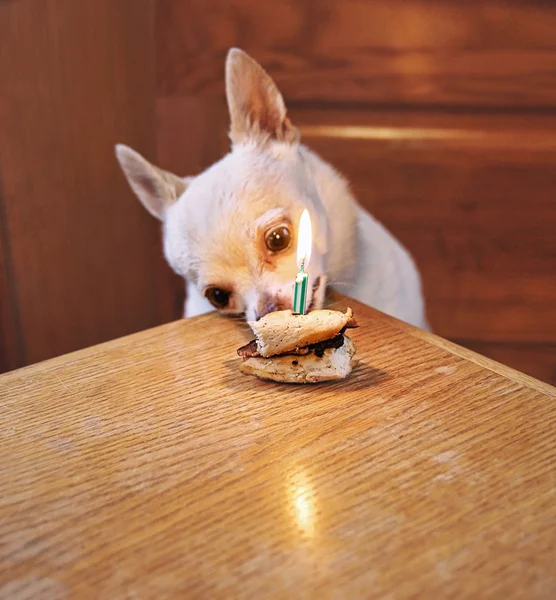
[0,200,23,373]
[156,97,229,176]
[295,109,556,344]
[0,0,181,369]
[157,0,556,109]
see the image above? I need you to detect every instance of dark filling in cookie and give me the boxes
[237,332,345,360]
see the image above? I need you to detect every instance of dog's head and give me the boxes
[116,49,328,320]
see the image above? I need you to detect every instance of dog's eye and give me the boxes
[265,225,291,253]
[205,287,231,309]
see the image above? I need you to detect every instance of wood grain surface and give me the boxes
[1,296,554,599]
[156,0,556,108]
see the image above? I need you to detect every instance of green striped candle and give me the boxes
[293,262,308,314]
[292,209,312,315]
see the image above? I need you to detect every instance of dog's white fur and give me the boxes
[116,48,427,329]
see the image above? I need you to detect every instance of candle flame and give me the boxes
[296,209,312,270]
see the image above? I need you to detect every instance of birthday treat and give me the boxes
[237,308,358,384]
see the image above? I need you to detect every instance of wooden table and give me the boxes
[1,297,555,599]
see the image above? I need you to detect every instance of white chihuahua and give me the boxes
[116,48,427,328]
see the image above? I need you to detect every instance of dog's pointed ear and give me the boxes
[115,145,189,220]
[226,48,299,145]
